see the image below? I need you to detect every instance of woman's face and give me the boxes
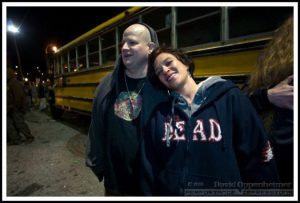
[154,52,189,90]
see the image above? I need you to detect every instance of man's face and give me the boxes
[121,25,151,70]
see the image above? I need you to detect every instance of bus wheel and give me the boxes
[50,104,64,120]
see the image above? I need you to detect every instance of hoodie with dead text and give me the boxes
[140,76,279,196]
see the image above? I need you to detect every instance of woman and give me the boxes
[140,47,279,196]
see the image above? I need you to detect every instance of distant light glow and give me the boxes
[24,78,28,82]
[52,46,58,53]
[8,24,19,33]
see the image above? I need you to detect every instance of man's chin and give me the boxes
[124,61,137,68]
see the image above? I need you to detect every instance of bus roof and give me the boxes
[56,7,142,54]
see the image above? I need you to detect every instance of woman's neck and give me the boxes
[176,77,199,104]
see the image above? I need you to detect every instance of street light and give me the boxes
[7,23,23,80]
[45,43,58,85]
[45,44,58,55]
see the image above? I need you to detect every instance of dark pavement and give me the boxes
[5,109,104,198]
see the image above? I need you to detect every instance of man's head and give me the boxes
[121,23,158,75]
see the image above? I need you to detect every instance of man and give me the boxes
[7,67,34,145]
[86,23,163,196]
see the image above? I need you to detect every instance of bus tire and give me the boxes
[50,104,64,120]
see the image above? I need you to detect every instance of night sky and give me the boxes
[6,6,129,79]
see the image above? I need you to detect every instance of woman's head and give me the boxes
[148,47,195,90]
[249,15,293,91]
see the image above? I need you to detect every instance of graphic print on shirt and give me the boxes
[162,116,222,143]
[114,91,142,121]
[261,141,274,162]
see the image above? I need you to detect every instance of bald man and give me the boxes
[86,24,162,195]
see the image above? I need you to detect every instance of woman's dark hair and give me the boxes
[148,47,195,89]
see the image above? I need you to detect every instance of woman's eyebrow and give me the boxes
[158,57,173,66]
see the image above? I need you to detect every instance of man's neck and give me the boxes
[124,66,148,79]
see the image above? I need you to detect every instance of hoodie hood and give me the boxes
[197,76,236,108]
[112,56,126,95]
[170,76,237,116]
[136,23,159,46]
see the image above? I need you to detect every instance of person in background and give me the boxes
[30,81,38,110]
[38,81,47,111]
[86,23,166,196]
[7,67,34,145]
[24,81,32,112]
[247,15,294,187]
[140,47,279,196]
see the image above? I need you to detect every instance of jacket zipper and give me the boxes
[181,104,192,195]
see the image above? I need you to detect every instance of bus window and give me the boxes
[78,44,87,70]
[142,7,172,47]
[88,37,99,68]
[177,7,219,23]
[69,48,77,72]
[102,48,115,66]
[54,57,59,76]
[62,53,69,73]
[177,7,221,48]
[229,7,293,38]
[101,29,116,66]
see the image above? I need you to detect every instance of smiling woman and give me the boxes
[141,47,280,196]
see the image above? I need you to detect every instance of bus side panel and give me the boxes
[64,69,111,85]
[55,86,97,100]
[193,50,261,78]
[55,97,93,113]
[53,69,111,114]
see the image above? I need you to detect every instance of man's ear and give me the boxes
[148,42,156,54]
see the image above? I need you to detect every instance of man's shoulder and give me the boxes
[99,72,113,86]
[94,72,114,98]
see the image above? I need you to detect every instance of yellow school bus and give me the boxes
[46,6,293,118]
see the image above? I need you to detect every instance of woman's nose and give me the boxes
[162,65,169,73]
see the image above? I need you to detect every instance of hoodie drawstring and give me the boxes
[166,97,178,147]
